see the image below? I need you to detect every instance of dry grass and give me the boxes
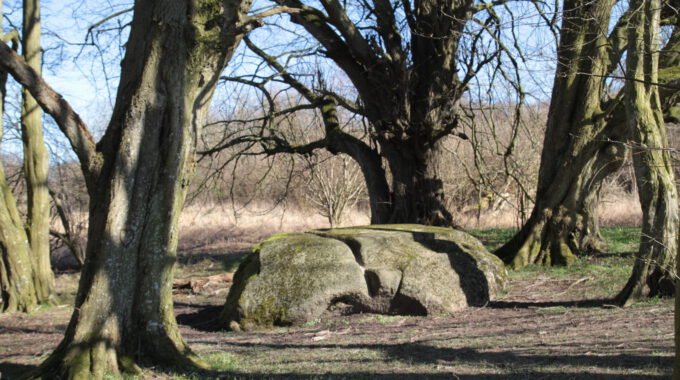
[455,193,642,230]
[457,208,528,230]
[177,203,370,257]
[180,202,369,233]
[49,192,643,270]
[598,193,642,227]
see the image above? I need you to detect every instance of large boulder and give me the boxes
[220,225,507,330]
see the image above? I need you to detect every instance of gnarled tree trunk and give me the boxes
[0,0,254,377]
[382,139,453,226]
[21,0,53,304]
[0,163,38,313]
[0,70,38,313]
[269,0,474,226]
[495,0,628,268]
[615,0,677,306]
[0,0,38,314]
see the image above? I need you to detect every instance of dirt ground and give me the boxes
[0,228,673,379]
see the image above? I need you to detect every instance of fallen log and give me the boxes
[173,273,233,294]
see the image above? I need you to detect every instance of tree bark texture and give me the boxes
[0,80,38,313]
[21,0,54,304]
[0,162,38,313]
[616,0,678,306]
[0,0,253,377]
[0,0,39,314]
[270,0,475,226]
[675,258,680,378]
[495,0,629,268]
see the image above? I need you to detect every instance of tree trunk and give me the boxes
[20,0,53,304]
[0,163,38,313]
[272,0,471,226]
[344,146,390,224]
[577,183,607,253]
[495,0,625,268]
[0,81,38,312]
[675,260,680,378]
[0,0,39,314]
[615,0,677,306]
[5,1,254,377]
[382,139,454,226]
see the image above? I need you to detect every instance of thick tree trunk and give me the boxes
[0,1,38,314]
[616,0,677,306]
[0,167,38,313]
[273,0,470,226]
[1,112,38,313]
[382,139,454,226]
[21,0,53,304]
[577,184,607,253]
[675,260,680,378]
[16,1,254,377]
[496,143,626,268]
[495,0,624,268]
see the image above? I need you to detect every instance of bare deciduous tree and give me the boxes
[206,0,529,226]
[0,0,39,314]
[616,0,678,305]
[0,0,268,376]
[305,153,364,228]
[21,0,54,304]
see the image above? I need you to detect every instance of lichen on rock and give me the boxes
[220,225,507,331]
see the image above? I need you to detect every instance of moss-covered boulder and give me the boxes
[220,225,507,330]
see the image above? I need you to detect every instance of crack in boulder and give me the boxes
[220,225,507,331]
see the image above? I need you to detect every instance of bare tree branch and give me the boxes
[0,40,99,184]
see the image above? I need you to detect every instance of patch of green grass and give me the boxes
[222,251,249,273]
[629,296,674,308]
[536,306,570,315]
[468,228,518,252]
[482,226,641,298]
[103,372,142,380]
[357,315,376,324]
[375,315,405,324]
[202,352,241,371]
[356,314,408,325]
[302,318,322,328]
[600,226,640,254]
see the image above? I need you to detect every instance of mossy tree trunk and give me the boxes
[495,0,628,268]
[0,162,38,313]
[0,0,38,314]
[0,0,254,377]
[21,0,54,304]
[0,9,37,312]
[615,0,678,306]
[675,256,680,377]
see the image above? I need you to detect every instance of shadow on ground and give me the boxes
[489,298,611,309]
[176,303,223,332]
[0,362,37,379]
[163,339,670,379]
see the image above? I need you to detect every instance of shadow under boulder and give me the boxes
[220,224,507,331]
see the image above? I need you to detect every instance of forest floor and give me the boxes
[0,226,673,379]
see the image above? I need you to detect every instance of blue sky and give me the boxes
[0,0,571,160]
[0,0,132,159]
